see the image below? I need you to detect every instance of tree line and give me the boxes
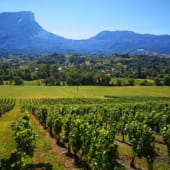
[0,53,170,85]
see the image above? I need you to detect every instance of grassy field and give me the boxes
[24,78,155,86]
[30,115,65,170]
[0,103,20,160]
[111,78,154,85]
[24,80,40,86]
[0,85,170,98]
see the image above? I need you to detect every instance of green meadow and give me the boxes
[0,85,170,98]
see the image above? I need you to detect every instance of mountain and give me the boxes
[0,11,72,54]
[83,31,170,55]
[0,11,170,55]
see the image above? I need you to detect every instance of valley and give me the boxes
[0,5,170,169]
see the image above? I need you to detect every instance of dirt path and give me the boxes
[31,114,79,170]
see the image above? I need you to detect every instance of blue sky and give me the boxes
[0,0,169,39]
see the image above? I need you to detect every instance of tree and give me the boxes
[139,80,148,86]
[81,72,96,85]
[164,76,170,86]
[137,64,142,78]
[128,79,135,86]
[44,76,57,86]
[13,76,24,85]
[116,79,122,86]
[154,78,162,86]
[24,69,32,80]
[65,69,82,85]
[95,73,111,86]
[0,77,3,85]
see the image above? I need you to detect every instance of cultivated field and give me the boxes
[0,86,170,169]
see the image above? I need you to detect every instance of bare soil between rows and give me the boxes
[31,115,79,170]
